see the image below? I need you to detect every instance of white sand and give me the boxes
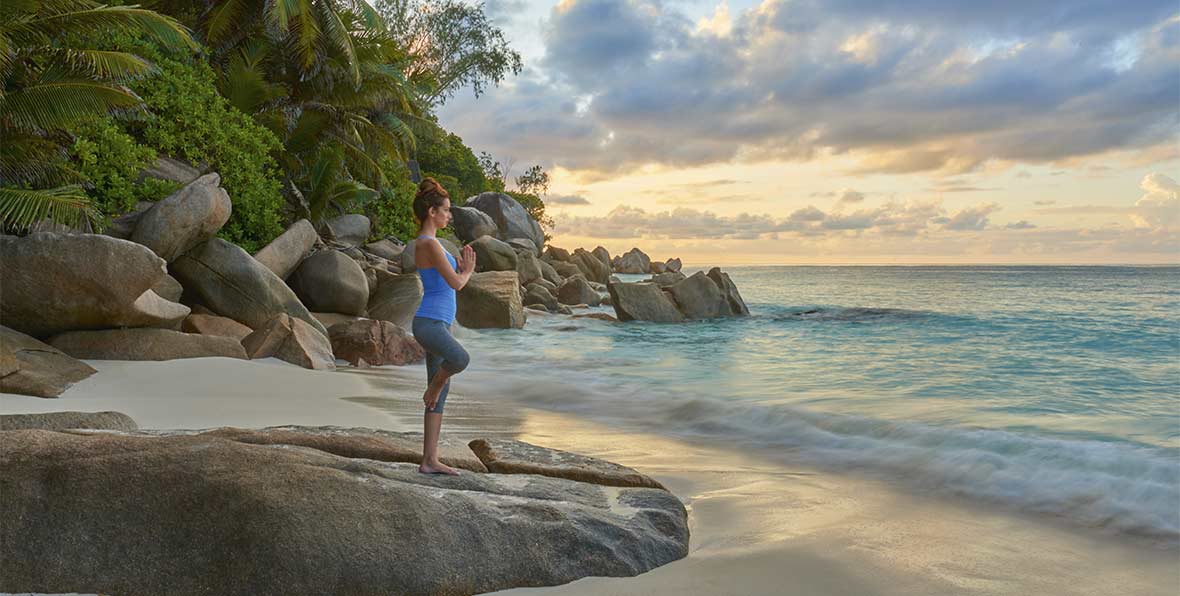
[3,359,1177,596]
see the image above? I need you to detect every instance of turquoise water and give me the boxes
[453,266,1180,542]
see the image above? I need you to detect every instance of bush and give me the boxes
[368,159,419,242]
[69,118,179,221]
[415,123,486,201]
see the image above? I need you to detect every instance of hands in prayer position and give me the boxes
[457,245,476,274]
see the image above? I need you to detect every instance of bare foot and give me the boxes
[419,461,460,475]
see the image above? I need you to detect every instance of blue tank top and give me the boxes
[414,236,458,323]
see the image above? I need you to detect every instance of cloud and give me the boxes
[1006,220,1037,229]
[546,194,591,205]
[439,0,1179,175]
[836,189,865,204]
[1034,200,1056,205]
[1131,172,1180,229]
[934,203,1000,230]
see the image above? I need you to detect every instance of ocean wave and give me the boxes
[768,306,933,322]
[459,366,1180,543]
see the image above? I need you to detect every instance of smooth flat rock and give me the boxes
[47,328,248,361]
[0,233,189,338]
[0,429,688,596]
[129,173,231,262]
[241,314,335,370]
[469,438,667,490]
[252,219,318,280]
[172,238,328,336]
[0,411,137,431]
[0,326,96,398]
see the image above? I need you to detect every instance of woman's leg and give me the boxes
[412,318,470,474]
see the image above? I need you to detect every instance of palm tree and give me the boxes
[0,0,195,231]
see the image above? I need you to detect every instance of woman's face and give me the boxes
[430,198,452,228]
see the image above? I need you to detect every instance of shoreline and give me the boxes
[3,357,1175,595]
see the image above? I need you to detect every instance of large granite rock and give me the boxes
[137,156,203,185]
[47,328,247,361]
[551,261,583,280]
[515,250,543,286]
[362,239,404,261]
[180,314,253,341]
[325,214,371,246]
[129,173,231,262]
[0,411,136,431]
[667,271,728,319]
[456,271,526,329]
[451,206,499,244]
[465,192,545,250]
[538,259,563,285]
[469,439,666,490]
[171,238,327,336]
[470,235,518,272]
[507,237,541,256]
[287,250,369,316]
[650,261,667,274]
[252,219,318,280]
[543,246,571,262]
[328,319,424,366]
[241,314,335,370]
[151,274,184,303]
[0,326,96,398]
[664,257,682,273]
[707,267,750,316]
[367,270,423,329]
[648,271,687,287]
[0,429,688,596]
[592,246,611,267]
[571,248,610,284]
[557,276,601,307]
[607,282,685,323]
[400,237,461,274]
[523,284,560,312]
[104,201,155,240]
[0,233,189,338]
[614,248,652,274]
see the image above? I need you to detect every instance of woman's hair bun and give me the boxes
[413,176,450,222]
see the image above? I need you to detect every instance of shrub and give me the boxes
[69,118,179,221]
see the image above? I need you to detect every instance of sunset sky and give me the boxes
[437,0,1179,264]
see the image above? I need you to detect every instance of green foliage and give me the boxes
[422,171,463,204]
[367,159,419,241]
[478,151,506,192]
[117,38,285,252]
[68,118,179,219]
[515,164,550,196]
[292,147,379,226]
[415,122,485,201]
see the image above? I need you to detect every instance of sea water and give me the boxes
[450,266,1180,543]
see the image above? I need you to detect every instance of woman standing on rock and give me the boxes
[411,178,476,475]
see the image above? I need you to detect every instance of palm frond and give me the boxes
[1,81,142,132]
[26,6,196,52]
[50,49,156,81]
[0,185,99,232]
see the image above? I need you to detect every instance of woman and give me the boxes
[410,178,476,475]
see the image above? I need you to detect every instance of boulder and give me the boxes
[607,282,685,323]
[465,192,545,249]
[523,284,560,312]
[129,173,231,262]
[470,235,518,272]
[469,438,666,490]
[0,411,136,431]
[664,257,682,273]
[571,248,610,284]
[456,271,526,329]
[400,237,461,274]
[325,214,371,246]
[507,237,541,256]
[151,274,184,302]
[551,261,583,280]
[327,319,424,366]
[312,312,366,329]
[241,314,335,370]
[104,201,155,240]
[362,238,404,261]
[615,247,652,274]
[649,271,687,287]
[287,250,369,316]
[252,219,319,280]
[707,267,751,316]
[367,270,423,329]
[172,238,328,336]
[0,326,96,398]
[0,233,189,338]
[451,206,499,243]
[543,246,572,262]
[0,429,688,596]
[557,276,601,307]
[180,314,253,341]
[667,271,729,319]
[47,328,248,361]
[538,259,563,285]
[650,261,667,274]
[137,156,203,185]
[592,246,611,267]
[515,250,543,286]
[533,278,558,293]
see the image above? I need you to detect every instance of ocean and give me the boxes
[448,266,1180,544]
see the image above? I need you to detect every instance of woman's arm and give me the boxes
[421,239,475,290]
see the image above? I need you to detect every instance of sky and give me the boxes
[436,0,1180,264]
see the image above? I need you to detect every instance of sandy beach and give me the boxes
[3,356,1175,596]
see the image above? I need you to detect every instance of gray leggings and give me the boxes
[411,317,470,413]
